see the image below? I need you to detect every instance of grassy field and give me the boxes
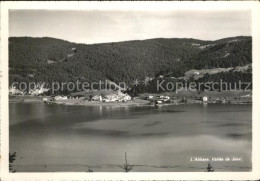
[140,90,252,98]
[9,95,43,103]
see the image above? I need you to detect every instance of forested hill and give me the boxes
[9,36,251,91]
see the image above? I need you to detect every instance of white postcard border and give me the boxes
[1,1,260,180]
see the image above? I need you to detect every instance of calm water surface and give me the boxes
[9,103,252,172]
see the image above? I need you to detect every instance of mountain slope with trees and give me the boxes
[9,36,252,94]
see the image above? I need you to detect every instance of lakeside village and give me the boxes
[9,83,252,106]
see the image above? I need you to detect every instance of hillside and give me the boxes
[9,36,252,94]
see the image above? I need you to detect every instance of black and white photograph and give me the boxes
[1,1,260,180]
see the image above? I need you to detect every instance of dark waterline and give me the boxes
[9,103,252,172]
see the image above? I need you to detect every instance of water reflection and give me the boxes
[9,103,252,172]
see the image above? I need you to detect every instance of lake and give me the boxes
[9,103,252,172]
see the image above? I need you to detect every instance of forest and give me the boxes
[9,36,252,94]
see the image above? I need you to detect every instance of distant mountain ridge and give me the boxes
[9,36,252,93]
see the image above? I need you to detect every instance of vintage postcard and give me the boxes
[1,1,260,180]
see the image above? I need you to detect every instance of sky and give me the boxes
[9,10,251,44]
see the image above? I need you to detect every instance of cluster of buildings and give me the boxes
[142,93,209,105]
[44,90,132,103]
[102,92,131,102]
[29,86,49,96]
[9,86,24,95]
[43,95,68,102]
[9,85,49,96]
[143,94,171,104]
[83,91,131,103]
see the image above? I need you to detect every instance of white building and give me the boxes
[42,97,49,101]
[148,95,154,99]
[54,96,68,100]
[103,92,131,102]
[92,95,103,101]
[104,94,119,102]
[122,94,131,101]
[29,84,49,95]
[203,96,208,102]
[9,86,23,95]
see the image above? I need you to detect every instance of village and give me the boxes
[9,84,252,106]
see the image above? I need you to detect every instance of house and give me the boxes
[103,92,131,102]
[122,94,131,101]
[203,96,208,103]
[54,96,62,100]
[148,95,154,99]
[116,91,131,101]
[163,96,170,100]
[29,85,49,95]
[54,96,68,100]
[157,95,170,101]
[42,97,49,102]
[156,100,163,104]
[61,96,68,100]
[92,95,103,101]
[104,94,119,102]
[9,86,23,95]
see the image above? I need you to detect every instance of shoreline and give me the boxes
[9,95,252,107]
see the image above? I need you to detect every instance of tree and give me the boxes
[206,163,214,172]
[119,152,134,172]
[9,152,17,173]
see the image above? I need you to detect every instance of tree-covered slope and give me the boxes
[9,36,252,93]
